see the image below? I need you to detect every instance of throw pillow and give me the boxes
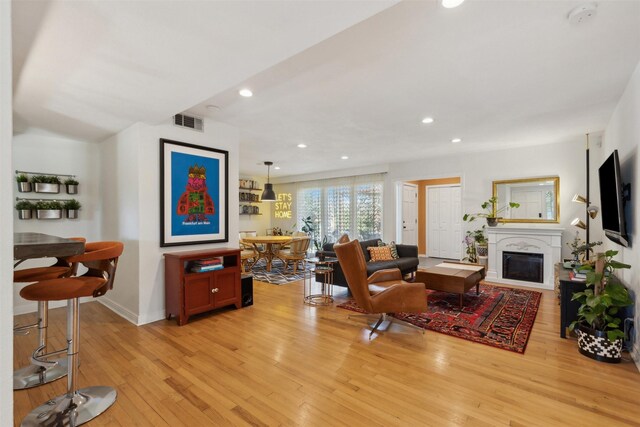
[378,240,400,259]
[368,246,393,262]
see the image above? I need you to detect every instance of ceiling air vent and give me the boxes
[174,113,204,132]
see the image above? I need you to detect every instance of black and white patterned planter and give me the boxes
[576,324,623,363]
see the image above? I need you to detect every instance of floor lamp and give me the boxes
[571,133,599,261]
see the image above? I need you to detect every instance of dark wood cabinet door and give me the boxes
[184,274,214,315]
[214,269,239,308]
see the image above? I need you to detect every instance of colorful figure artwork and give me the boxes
[176,164,215,224]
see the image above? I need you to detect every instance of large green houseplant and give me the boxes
[463,196,520,227]
[569,250,632,363]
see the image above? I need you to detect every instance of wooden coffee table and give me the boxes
[415,262,485,308]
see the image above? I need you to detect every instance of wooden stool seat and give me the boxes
[20,276,107,301]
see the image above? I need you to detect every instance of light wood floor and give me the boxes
[13,279,640,426]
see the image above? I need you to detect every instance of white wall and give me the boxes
[602,61,640,370]
[384,139,587,260]
[99,118,240,325]
[0,0,13,422]
[13,130,101,314]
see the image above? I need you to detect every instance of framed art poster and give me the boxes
[160,138,228,247]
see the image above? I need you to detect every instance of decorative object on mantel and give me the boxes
[15,200,34,220]
[64,178,79,194]
[261,161,277,202]
[569,251,632,363]
[338,282,542,353]
[16,174,31,192]
[463,196,520,227]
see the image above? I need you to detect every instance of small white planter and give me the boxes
[36,209,62,219]
[34,183,60,194]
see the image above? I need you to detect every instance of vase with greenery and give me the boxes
[63,199,82,219]
[463,227,487,263]
[463,196,520,227]
[15,200,34,219]
[569,250,632,363]
[35,200,63,219]
[31,175,62,194]
[64,178,79,194]
[566,231,602,267]
[16,174,32,192]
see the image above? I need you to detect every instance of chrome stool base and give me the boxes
[21,386,117,427]
[13,358,68,390]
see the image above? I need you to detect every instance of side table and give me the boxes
[305,257,337,306]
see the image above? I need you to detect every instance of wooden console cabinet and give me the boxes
[164,248,241,326]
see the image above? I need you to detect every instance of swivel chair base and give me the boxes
[13,358,68,390]
[21,386,116,427]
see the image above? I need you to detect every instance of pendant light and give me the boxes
[261,161,276,201]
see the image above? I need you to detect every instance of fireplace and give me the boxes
[485,227,563,290]
[502,251,543,283]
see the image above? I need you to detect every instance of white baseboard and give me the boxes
[137,310,166,326]
[633,342,640,373]
[97,297,138,325]
[14,300,66,316]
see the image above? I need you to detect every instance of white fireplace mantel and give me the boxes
[486,227,564,290]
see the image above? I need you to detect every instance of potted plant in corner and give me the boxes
[463,196,520,227]
[31,175,61,194]
[64,199,82,219]
[569,250,632,363]
[15,200,34,220]
[16,174,32,192]
[35,201,63,219]
[64,178,79,194]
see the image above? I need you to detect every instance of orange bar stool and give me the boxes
[19,241,124,427]
[13,237,85,390]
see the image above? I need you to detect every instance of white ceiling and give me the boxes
[12,1,640,178]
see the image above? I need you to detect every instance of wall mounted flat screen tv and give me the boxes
[598,149,629,247]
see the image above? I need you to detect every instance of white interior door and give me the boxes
[427,185,461,259]
[402,183,418,245]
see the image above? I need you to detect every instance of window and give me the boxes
[297,174,383,243]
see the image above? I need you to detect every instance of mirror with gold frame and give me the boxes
[492,176,560,223]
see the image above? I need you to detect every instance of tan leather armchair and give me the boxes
[334,239,427,338]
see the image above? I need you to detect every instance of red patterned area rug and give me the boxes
[337,282,541,354]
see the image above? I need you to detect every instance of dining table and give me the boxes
[14,232,85,265]
[241,235,299,272]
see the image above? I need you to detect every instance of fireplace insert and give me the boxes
[502,251,543,283]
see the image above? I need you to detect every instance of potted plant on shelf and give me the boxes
[565,231,602,268]
[15,200,34,220]
[64,178,79,194]
[31,175,61,194]
[35,201,63,219]
[463,196,520,227]
[16,174,32,192]
[63,199,82,219]
[569,250,632,363]
[463,227,487,264]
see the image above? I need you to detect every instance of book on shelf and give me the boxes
[569,271,586,282]
[190,264,224,273]
[193,257,223,266]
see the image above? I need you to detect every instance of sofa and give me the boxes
[316,239,419,288]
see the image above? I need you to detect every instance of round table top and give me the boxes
[241,235,295,244]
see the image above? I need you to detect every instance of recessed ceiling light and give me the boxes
[451,138,462,144]
[297,143,307,148]
[441,0,465,8]
[274,166,280,170]
[421,117,434,124]
[239,88,253,97]
[341,156,349,160]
